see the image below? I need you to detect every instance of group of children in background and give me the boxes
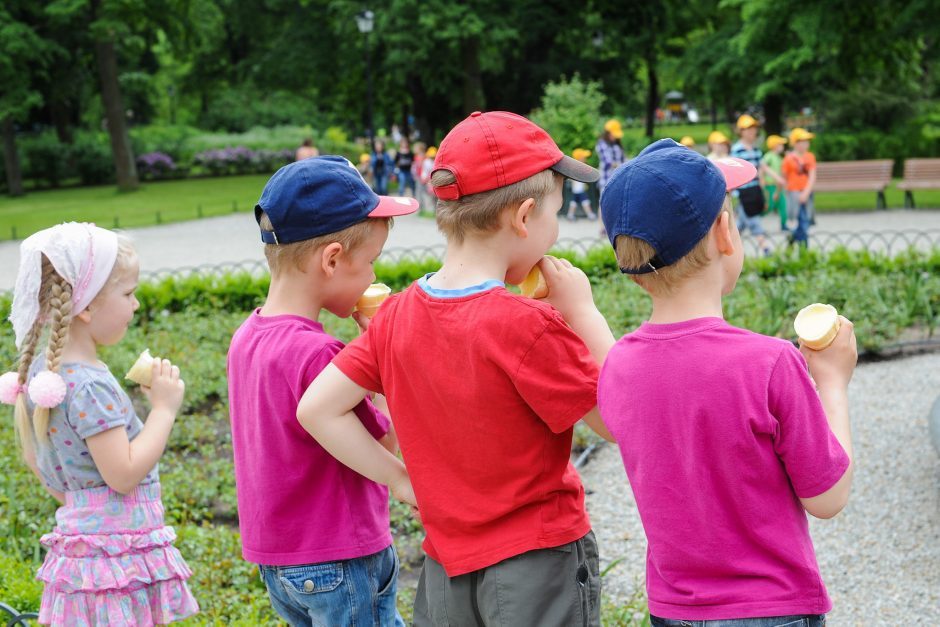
[6,110,854,627]
[692,116,819,249]
[356,140,438,215]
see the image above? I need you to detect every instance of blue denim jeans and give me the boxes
[397,169,415,196]
[259,545,405,627]
[651,614,826,627]
[373,174,389,195]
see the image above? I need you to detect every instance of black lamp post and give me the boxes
[355,10,375,147]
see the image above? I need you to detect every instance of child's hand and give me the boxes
[539,256,597,323]
[799,190,811,204]
[352,311,371,334]
[800,316,857,390]
[142,357,185,415]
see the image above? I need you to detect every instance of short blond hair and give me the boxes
[258,213,390,275]
[615,195,733,296]
[430,169,558,243]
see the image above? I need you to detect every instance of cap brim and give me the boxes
[711,157,758,191]
[551,155,600,184]
[369,195,420,218]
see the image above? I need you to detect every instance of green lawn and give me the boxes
[0,175,270,240]
[1,171,938,242]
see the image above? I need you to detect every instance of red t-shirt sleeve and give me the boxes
[768,344,850,498]
[305,341,389,440]
[513,313,600,434]
[332,326,385,397]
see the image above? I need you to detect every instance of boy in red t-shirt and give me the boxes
[297,111,616,626]
[781,127,818,246]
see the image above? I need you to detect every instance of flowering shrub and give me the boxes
[136,152,177,180]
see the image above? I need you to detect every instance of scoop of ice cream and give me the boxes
[518,266,549,299]
[124,349,154,386]
[794,303,841,350]
[356,283,392,317]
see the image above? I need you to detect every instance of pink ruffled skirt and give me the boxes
[37,483,199,626]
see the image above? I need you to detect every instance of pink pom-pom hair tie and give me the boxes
[27,371,67,409]
[0,372,24,405]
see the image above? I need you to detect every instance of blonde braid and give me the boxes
[14,259,59,454]
[32,272,72,442]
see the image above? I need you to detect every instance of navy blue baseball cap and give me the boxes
[255,155,418,244]
[600,139,756,274]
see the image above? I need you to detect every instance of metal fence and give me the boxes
[139,229,940,281]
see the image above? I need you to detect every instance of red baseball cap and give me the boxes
[431,111,599,200]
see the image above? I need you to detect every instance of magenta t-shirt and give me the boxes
[227,310,392,566]
[598,317,850,620]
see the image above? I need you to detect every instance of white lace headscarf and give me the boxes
[10,222,118,349]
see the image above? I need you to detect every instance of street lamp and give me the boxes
[355,10,375,147]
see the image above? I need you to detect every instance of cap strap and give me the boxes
[620,253,667,275]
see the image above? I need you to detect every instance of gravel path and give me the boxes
[582,351,940,626]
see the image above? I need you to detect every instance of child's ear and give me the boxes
[318,242,345,276]
[713,211,736,257]
[75,308,93,324]
[509,198,537,237]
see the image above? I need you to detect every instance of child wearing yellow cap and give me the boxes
[706,131,730,160]
[566,149,598,221]
[781,128,817,246]
[762,135,788,231]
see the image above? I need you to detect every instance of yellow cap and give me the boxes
[679,136,695,147]
[604,119,624,139]
[736,114,760,129]
[425,146,437,157]
[359,153,371,164]
[789,127,815,143]
[571,148,592,161]
[766,134,787,150]
[708,130,730,145]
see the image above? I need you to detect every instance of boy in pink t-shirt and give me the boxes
[226,156,417,626]
[597,140,858,625]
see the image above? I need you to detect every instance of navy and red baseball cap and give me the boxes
[255,155,418,245]
[600,139,757,274]
[431,111,599,200]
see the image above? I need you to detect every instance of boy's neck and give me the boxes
[647,269,725,324]
[428,235,511,289]
[261,273,323,321]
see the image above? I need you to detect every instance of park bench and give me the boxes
[813,159,893,209]
[897,158,940,208]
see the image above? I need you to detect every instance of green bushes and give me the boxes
[11,124,362,191]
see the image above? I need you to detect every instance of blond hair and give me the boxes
[258,213,391,275]
[615,195,733,296]
[430,169,558,243]
[14,236,137,456]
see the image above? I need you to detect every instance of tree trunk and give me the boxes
[763,93,783,136]
[644,49,658,138]
[461,37,485,114]
[94,29,138,191]
[2,117,24,197]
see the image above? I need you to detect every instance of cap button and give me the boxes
[303,580,315,592]
[470,111,482,117]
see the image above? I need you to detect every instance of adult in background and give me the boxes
[395,138,416,197]
[295,138,319,161]
[371,139,394,195]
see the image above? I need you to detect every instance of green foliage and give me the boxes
[70,131,115,186]
[530,75,605,158]
[199,86,323,133]
[20,131,70,188]
[0,551,43,613]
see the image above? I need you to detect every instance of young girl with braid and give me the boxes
[0,223,198,625]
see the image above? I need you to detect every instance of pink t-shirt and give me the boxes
[598,317,849,620]
[227,310,392,566]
